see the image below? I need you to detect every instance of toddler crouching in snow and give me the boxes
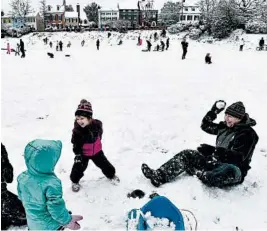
[17,139,83,230]
[70,99,119,192]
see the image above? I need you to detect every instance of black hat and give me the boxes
[225,101,245,119]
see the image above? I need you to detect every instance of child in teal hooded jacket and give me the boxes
[17,139,83,230]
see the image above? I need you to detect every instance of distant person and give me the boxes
[6,43,11,54]
[96,39,100,50]
[49,41,53,48]
[81,40,85,47]
[137,35,141,46]
[20,39,25,58]
[59,41,63,51]
[239,38,245,51]
[146,40,152,52]
[259,37,265,50]
[166,37,170,50]
[205,53,212,64]
[160,40,165,51]
[56,41,59,51]
[15,43,20,56]
[181,37,188,60]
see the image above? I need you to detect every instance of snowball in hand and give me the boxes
[216,101,226,109]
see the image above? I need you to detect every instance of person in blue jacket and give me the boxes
[17,139,83,230]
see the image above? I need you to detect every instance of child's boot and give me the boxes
[72,183,80,192]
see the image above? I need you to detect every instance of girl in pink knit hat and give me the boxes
[70,99,119,192]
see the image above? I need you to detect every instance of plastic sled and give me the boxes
[127,196,185,230]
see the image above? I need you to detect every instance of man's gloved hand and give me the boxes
[211,100,226,114]
[74,154,82,163]
[197,144,215,157]
[214,147,227,161]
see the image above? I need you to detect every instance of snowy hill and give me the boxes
[1,31,267,230]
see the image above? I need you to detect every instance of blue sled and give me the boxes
[127,196,185,230]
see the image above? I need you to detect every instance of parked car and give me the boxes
[45,25,57,31]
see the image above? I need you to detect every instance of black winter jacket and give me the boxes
[200,111,259,178]
[71,119,103,155]
[1,144,14,191]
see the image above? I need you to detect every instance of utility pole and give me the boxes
[76,3,81,29]
[181,0,185,21]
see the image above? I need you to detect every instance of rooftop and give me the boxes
[65,11,78,18]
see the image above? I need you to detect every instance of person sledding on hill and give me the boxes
[17,139,83,230]
[181,37,188,59]
[70,99,119,192]
[142,101,259,188]
[1,144,27,230]
[96,39,100,50]
[146,40,152,52]
[160,40,165,51]
[166,37,170,50]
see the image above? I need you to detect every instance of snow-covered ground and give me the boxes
[1,31,267,230]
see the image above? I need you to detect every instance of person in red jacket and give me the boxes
[70,99,119,192]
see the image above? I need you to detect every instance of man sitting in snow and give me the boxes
[141,101,259,188]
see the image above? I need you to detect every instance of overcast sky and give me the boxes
[1,0,198,14]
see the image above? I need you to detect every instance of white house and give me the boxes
[1,12,42,31]
[180,4,201,21]
[65,11,78,27]
[24,12,42,30]
[98,9,119,28]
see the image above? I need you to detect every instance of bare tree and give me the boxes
[39,0,47,29]
[9,0,32,19]
[197,0,218,34]
[231,0,261,23]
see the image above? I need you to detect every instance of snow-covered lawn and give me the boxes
[1,31,267,230]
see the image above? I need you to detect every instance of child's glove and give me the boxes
[211,100,226,114]
[65,215,83,230]
[74,155,82,163]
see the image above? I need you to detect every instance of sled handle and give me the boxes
[180,209,198,231]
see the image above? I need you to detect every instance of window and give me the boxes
[185,7,188,11]
[180,15,186,21]
[192,7,195,11]
[72,18,74,23]
[194,15,199,20]
[101,13,105,15]
[55,14,58,21]
[187,15,192,20]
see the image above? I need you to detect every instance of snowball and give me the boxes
[216,101,225,109]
